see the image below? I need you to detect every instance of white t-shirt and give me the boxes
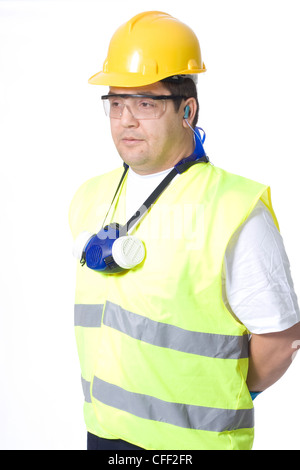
[126,167,300,334]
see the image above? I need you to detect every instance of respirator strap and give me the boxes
[101,163,129,229]
[126,155,208,233]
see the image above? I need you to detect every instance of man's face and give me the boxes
[108,82,193,175]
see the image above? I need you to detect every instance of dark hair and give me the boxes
[161,76,199,128]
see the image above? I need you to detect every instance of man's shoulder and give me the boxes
[78,166,124,190]
[202,164,267,192]
[72,166,124,200]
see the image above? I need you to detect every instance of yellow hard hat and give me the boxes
[88,11,206,87]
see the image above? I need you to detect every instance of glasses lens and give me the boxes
[102,96,166,120]
[132,97,165,119]
[102,97,121,117]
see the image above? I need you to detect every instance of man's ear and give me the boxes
[182,98,197,128]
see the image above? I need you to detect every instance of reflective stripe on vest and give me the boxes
[92,376,254,432]
[81,376,92,403]
[74,301,249,360]
[103,301,249,360]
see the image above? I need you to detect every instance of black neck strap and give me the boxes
[124,154,208,233]
[101,155,208,234]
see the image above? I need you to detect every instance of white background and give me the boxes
[0,0,299,450]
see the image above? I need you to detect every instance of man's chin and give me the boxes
[119,152,149,169]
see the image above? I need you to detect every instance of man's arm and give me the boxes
[247,322,300,392]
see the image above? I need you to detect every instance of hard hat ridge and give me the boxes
[126,11,171,32]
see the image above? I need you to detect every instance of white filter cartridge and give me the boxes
[112,236,145,269]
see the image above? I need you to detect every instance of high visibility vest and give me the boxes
[69,162,278,450]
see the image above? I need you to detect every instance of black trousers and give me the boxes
[87,432,143,450]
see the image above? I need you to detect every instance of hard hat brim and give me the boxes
[88,67,206,88]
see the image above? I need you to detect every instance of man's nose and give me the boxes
[120,104,139,127]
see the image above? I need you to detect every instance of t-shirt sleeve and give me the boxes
[223,200,300,334]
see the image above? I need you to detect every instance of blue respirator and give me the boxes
[73,126,208,274]
[73,223,145,273]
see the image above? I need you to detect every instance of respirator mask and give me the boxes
[73,126,208,274]
[73,223,145,273]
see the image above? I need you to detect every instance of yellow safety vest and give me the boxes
[69,162,278,450]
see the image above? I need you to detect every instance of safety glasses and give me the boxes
[101,94,186,120]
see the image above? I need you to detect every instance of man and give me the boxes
[69,11,300,450]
